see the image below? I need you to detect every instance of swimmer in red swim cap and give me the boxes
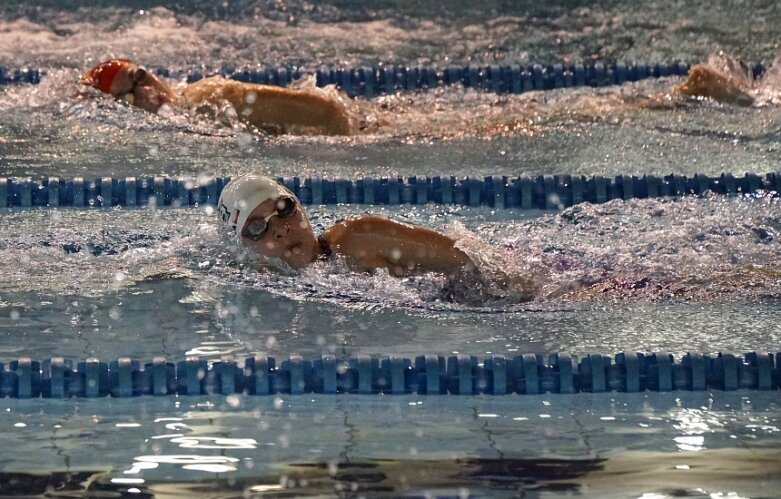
[218,174,475,275]
[82,59,352,135]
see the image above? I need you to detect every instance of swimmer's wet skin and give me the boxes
[218,174,474,276]
[675,63,755,106]
[82,59,352,135]
[319,214,474,276]
[183,77,351,135]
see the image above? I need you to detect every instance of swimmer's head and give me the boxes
[218,174,319,269]
[218,174,294,236]
[82,59,132,94]
[82,59,176,112]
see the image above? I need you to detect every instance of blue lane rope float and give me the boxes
[0,173,778,209]
[0,351,777,398]
[0,67,42,86]
[0,62,768,96]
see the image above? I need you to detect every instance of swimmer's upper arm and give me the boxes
[183,78,352,135]
[323,215,473,276]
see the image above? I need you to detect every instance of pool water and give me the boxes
[1,0,781,497]
[1,392,779,497]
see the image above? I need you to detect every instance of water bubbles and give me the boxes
[9,310,19,320]
[226,394,241,408]
[236,132,252,146]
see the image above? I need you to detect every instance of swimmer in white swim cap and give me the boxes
[219,174,321,268]
[218,174,475,276]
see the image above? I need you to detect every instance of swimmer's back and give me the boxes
[182,77,352,135]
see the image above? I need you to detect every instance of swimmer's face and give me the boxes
[82,59,176,112]
[240,197,319,269]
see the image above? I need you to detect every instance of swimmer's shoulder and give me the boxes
[184,76,319,102]
[319,215,392,248]
[323,215,408,240]
[183,77,279,104]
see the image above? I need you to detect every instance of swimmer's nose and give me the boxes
[271,219,291,238]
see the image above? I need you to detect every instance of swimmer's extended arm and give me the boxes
[321,215,474,276]
[182,77,352,135]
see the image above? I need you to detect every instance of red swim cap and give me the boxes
[83,59,131,94]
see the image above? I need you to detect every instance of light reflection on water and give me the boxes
[671,407,722,452]
[129,454,241,473]
[0,392,777,496]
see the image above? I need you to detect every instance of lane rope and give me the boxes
[0,173,777,209]
[0,351,776,398]
[2,61,766,96]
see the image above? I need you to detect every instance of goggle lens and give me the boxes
[242,196,297,241]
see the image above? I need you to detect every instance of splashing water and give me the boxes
[0,193,778,312]
[0,2,780,311]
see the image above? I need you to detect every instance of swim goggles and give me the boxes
[119,67,148,101]
[242,196,298,241]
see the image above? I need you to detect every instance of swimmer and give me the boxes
[675,62,755,106]
[218,174,475,277]
[81,59,352,135]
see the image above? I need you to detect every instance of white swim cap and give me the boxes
[218,174,294,234]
